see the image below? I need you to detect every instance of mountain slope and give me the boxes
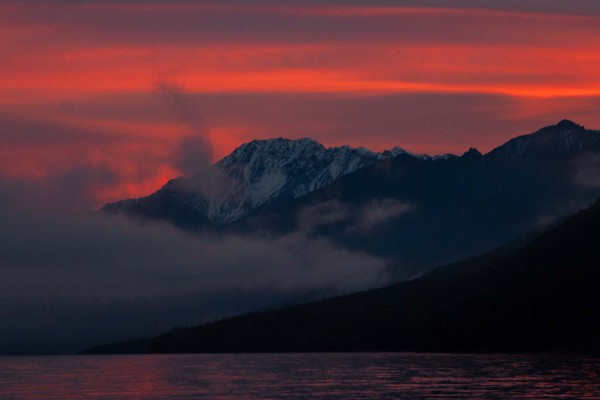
[228,120,600,274]
[487,119,600,163]
[103,120,600,276]
[86,197,600,355]
[103,138,416,226]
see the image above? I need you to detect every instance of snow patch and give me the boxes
[251,171,287,202]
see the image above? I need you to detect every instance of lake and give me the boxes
[1,353,599,399]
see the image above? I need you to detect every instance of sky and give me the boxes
[2,0,600,208]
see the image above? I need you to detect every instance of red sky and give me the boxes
[3,0,600,209]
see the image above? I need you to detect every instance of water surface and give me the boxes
[1,353,599,399]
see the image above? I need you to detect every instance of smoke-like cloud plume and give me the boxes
[157,81,213,176]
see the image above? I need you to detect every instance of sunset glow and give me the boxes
[3,1,600,207]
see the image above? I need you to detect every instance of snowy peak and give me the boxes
[204,139,386,222]
[102,120,600,229]
[161,137,417,223]
[104,136,422,225]
[221,138,326,167]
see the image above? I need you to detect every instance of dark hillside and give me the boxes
[86,198,600,355]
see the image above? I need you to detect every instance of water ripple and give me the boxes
[1,353,599,399]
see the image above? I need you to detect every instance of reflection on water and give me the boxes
[1,353,599,399]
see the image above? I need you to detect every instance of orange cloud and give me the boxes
[2,39,600,97]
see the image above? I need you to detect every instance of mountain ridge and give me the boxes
[224,120,600,272]
[85,120,600,355]
[104,119,600,228]
[486,119,600,163]
[85,196,600,355]
[103,119,600,275]
[103,138,419,225]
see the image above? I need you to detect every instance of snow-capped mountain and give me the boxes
[103,138,421,225]
[104,119,600,233]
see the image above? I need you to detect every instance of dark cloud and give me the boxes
[157,82,206,132]
[175,135,213,176]
[47,92,600,156]
[157,82,213,176]
[0,166,117,212]
[0,178,390,354]
[162,92,600,155]
[0,112,164,211]
[0,112,132,147]
[6,1,600,49]
[52,92,514,155]
[15,0,600,14]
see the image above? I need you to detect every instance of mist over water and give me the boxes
[1,353,599,399]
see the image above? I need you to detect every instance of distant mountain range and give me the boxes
[86,194,600,355]
[103,138,426,225]
[228,119,600,274]
[104,119,600,277]
[88,119,600,355]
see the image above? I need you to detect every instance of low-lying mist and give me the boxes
[0,177,391,354]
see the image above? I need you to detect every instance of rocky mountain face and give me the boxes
[103,120,600,275]
[103,138,418,226]
[228,120,600,275]
[487,119,600,163]
[87,120,600,356]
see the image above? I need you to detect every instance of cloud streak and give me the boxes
[299,198,412,236]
